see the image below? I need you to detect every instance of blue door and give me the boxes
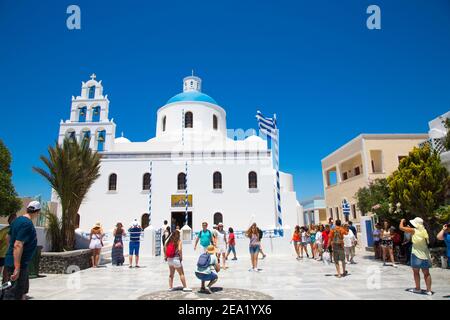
[365,220,374,247]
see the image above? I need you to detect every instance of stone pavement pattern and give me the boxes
[30,248,450,300]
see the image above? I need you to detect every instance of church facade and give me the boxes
[53,74,301,234]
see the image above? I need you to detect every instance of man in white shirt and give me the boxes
[343,224,357,264]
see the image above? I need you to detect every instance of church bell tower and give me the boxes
[58,74,116,152]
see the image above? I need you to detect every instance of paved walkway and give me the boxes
[30,248,450,300]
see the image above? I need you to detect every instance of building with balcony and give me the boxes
[321,134,428,225]
[300,197,326,226]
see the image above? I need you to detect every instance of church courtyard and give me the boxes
[29,247,450,300]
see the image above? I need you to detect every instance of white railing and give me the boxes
[419,137,446,154]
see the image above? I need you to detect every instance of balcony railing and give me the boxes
[419,137,447,154]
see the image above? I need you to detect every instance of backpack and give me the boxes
[332,229,344,247]
[166,242,176,258]
[197,253,211,269]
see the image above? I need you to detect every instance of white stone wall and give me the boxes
[77,154,287,233]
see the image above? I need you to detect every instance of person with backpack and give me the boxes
[164,230,192,292]
[194,222,214,252]
[328,219,348,278]
[195,245,220,294]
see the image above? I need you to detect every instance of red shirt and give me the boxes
[322,230,329,247]
[228,233,235,246]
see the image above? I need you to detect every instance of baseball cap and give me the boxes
[27,201,41,211]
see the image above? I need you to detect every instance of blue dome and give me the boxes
[166,91,218,105]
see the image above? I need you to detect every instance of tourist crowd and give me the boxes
[1,203,449,299]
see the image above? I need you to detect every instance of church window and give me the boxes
[88,86,95,99]
[143,173,151,190]
[141,213,149,229]
[81,130,91,145]
[185,112,193,128]
[213,172,222,189]
[92,106,101,122]
[108,173,117,191]
[213,212,223,225]
[97,130,106,151]
[67,130,76,142]
[162,116,167,132]
[78,106,87,122]
[248,171,257,189]
[177,173,186,190]
[213,115,218,130]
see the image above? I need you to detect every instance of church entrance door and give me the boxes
[171,211,192,231]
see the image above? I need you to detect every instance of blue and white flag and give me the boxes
[256,110,278,140]
[256,110,283,236]
[342,199,351,216]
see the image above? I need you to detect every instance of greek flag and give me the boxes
[256,111,278,140]
[256,110,283,236]
[342,199,351,216]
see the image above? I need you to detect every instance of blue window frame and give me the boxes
[81,130,91,144]
[88,86,95,99]
[97,130,106,151]
[92,106,101,122]
[78,106,87,122]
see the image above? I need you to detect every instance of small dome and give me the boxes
[115,136,131,144]
[245,135,264,142]
[166,91,218,105]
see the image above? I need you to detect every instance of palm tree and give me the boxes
[33,138,101,250]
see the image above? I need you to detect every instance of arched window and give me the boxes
[185,112,193,128]
[78,106,87,122]
[213,115,218,130]
[92,106,101,122]
[213,171,222,189]
[143,173,151,190]
[248,171,257,189]
[108,173,117,191]
[81,129,91,145]
[97,130,106,151]
[162,116,167,132]
[88,86,95,99]
[177,173,186,190]
[141,213,149,229]
[213,212,223,225]
[66,130,76,142]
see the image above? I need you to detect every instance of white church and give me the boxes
[53,74,302,235]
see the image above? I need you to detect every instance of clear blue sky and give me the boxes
[0,0,449,202]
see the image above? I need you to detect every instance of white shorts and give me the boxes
[167,257,182,269]
[217,245,226,254]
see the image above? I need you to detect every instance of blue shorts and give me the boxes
[129,241,140,256]
[195,272,218,282]
[249,245,260,255]
[410,254,431,269]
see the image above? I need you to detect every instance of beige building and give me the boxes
[321,134,428,226]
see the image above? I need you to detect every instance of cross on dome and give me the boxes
[90,73,97,80]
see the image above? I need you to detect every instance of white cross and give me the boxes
[90,73,96,80]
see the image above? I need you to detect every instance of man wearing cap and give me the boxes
[400,217,433,296]
[3,201,39,300]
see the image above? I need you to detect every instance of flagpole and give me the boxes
[273,114,283,236]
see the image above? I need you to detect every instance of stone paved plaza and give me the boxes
[29,246,450,300]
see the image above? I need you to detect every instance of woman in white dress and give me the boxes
[214,223,228,269]
[89,222,104,268]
